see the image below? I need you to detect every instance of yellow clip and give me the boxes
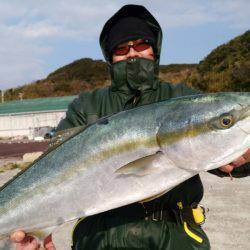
[192,206,205,225]
[177,201,183,209]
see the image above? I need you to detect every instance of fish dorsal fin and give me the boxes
[49,126,86,148]
[115,151,163,177]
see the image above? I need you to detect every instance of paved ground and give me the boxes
[201,172,250,250]
[0,141,49,158]
[0,159,249,249]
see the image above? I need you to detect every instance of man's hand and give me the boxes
[219,148,250,173]
[10,231,56,250]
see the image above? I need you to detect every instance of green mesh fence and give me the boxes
[0,96,76,115]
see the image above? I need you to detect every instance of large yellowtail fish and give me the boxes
[0,93,249,241]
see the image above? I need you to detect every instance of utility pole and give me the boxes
[18,92,23,101]
[1,90,4,103]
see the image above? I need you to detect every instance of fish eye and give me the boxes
[219,115,234,128]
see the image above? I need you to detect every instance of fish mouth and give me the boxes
[210,112,250,170]
[237,115,250,134]
[238,125,250,134]
[209,147,249,170]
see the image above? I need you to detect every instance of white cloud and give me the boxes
[0,0,119,40]
[210,0,250,29]
[0,24,51,90]
[1,1,249,40]
[1,0,249,41]
[133,0,250,29]
[21,23,61,38]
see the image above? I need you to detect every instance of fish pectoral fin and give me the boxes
[115,151,164,176]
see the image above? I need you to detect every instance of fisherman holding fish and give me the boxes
[10,4,250,250]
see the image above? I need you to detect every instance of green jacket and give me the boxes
[56,80,248,250]
[57,79,203,209]
[56,77,213,250]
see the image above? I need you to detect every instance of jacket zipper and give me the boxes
[123,90,142,110]
[132,90,141,107]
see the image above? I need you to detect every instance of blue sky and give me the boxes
[0,0,249,90]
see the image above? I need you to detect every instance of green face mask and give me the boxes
[110,57,158,93]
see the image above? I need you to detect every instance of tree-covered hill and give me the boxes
[47,58,109,82]
[190,30,250,92]
[3,30,249,101]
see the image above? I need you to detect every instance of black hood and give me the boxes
[99,4,162,69]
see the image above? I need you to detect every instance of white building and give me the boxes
[0,96,76,139]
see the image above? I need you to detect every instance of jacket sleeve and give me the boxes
[56,94,88,132]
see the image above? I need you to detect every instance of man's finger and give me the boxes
[232,156,246,167]
[10,231,26,243]
[15,236,39,250]
[44,234,56,250]
[242,149,250,162]
[219,164,234,173]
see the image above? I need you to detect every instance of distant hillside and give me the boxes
[4,60,196,101]
[4,58,111,101]
[3,30,249,101]
[47,58,109,83]
[190,30,250,92]
[159,64,197,84]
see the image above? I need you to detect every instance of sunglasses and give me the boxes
[113,40,151,56]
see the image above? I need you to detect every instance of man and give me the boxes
[11,4,250,250]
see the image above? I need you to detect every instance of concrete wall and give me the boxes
[0,110,66,139]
